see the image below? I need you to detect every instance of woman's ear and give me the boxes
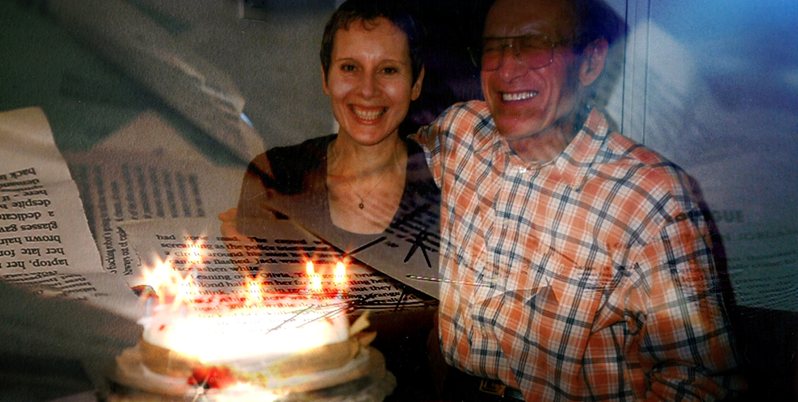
[578,39,608,87]
[321,66,330,96]
[411,67,425,101]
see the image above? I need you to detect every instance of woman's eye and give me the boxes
[382,66,399,75]
[340,63,356,72]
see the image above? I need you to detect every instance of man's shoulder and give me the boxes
[598,131,696,203]
[604,132,667,166]
[448,99,490,114]
[604,132,683,176]
[439,100,491,124]
[580,110,678,179]
[421,100,494,146]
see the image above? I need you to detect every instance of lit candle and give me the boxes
[305,260,322,294]
[333,260,347,298]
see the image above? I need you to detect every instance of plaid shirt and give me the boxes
[413,101,743,401]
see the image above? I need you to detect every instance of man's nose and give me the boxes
[497,45,528,79]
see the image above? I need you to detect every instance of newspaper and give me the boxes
[57,111,243,282]
[0,107,143,321]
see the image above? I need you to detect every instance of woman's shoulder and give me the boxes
[249,134,333,193]
[266,134,334,161]
[263,135,333,172]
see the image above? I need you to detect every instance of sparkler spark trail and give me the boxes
[263,305,316,335]
[406,274,487,286]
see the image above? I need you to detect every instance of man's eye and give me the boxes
[340,64,356,72]
[382,66,399,75]
[482,41,505,53]
[519,36,549,49]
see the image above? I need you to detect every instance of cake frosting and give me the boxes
[140,302,350,370]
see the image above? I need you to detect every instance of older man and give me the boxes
[414,0,744,400]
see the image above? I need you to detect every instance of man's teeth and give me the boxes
[502,91,538,101]
[353,107,384,120]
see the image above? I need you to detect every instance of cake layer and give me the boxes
[138,335,359,379]
[112,344,390,399]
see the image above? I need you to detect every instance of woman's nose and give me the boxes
[358,73,378,97]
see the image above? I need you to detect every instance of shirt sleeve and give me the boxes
[411,101,476,190]
[633,200,743,400]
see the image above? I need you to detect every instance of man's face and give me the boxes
[481,0,582,141]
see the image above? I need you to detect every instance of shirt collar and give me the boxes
[470,101,502,154]
[476,105,611,189]
[555,107,610,190]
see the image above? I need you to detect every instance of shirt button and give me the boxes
[517,167,528,174]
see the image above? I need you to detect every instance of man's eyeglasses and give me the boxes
[473,34,560,71]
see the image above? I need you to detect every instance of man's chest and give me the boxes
[442,161,639,292]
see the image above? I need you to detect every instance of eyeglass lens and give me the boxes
[480,35,555,71]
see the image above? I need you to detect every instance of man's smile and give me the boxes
[501,90,539,102]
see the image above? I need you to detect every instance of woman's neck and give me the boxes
[326,134,407,234]
[327,134,405,178]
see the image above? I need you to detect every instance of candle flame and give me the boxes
[334,260,347,290]
[172,272,198,309]
[305,260,322,293]
[142,257,181,304]
[185,238,205,266]
[244,277,263,306]
[141,243,353,307]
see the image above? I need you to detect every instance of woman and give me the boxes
[229,0,438,250]
[223,1,440,398]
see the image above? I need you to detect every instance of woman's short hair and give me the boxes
[320,0,425,84]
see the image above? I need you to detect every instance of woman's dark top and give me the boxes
[236,134,440,265]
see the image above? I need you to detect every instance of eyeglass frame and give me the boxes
[469,34,567,71]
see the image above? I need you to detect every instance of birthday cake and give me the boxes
[109,302,395,401]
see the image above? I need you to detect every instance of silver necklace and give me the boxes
[328,140,402,210]
[352,179,379,209]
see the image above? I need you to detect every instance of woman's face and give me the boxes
[323,17,422,146]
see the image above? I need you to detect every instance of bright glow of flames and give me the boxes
[334,261,346,288]
[137,240,352,379]
[172,273,198,309]
[185,238,205,266]
[141,258,186,304]
[305,260,323,293]
[144,303,349,365]
[244,277,263,306]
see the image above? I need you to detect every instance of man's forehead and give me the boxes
[484,0,575,38]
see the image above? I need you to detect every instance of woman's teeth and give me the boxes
[353,107,384,121]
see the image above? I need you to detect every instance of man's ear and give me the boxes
[578,38,608,87]
[321,66,330,96]
[411,67,425,101]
